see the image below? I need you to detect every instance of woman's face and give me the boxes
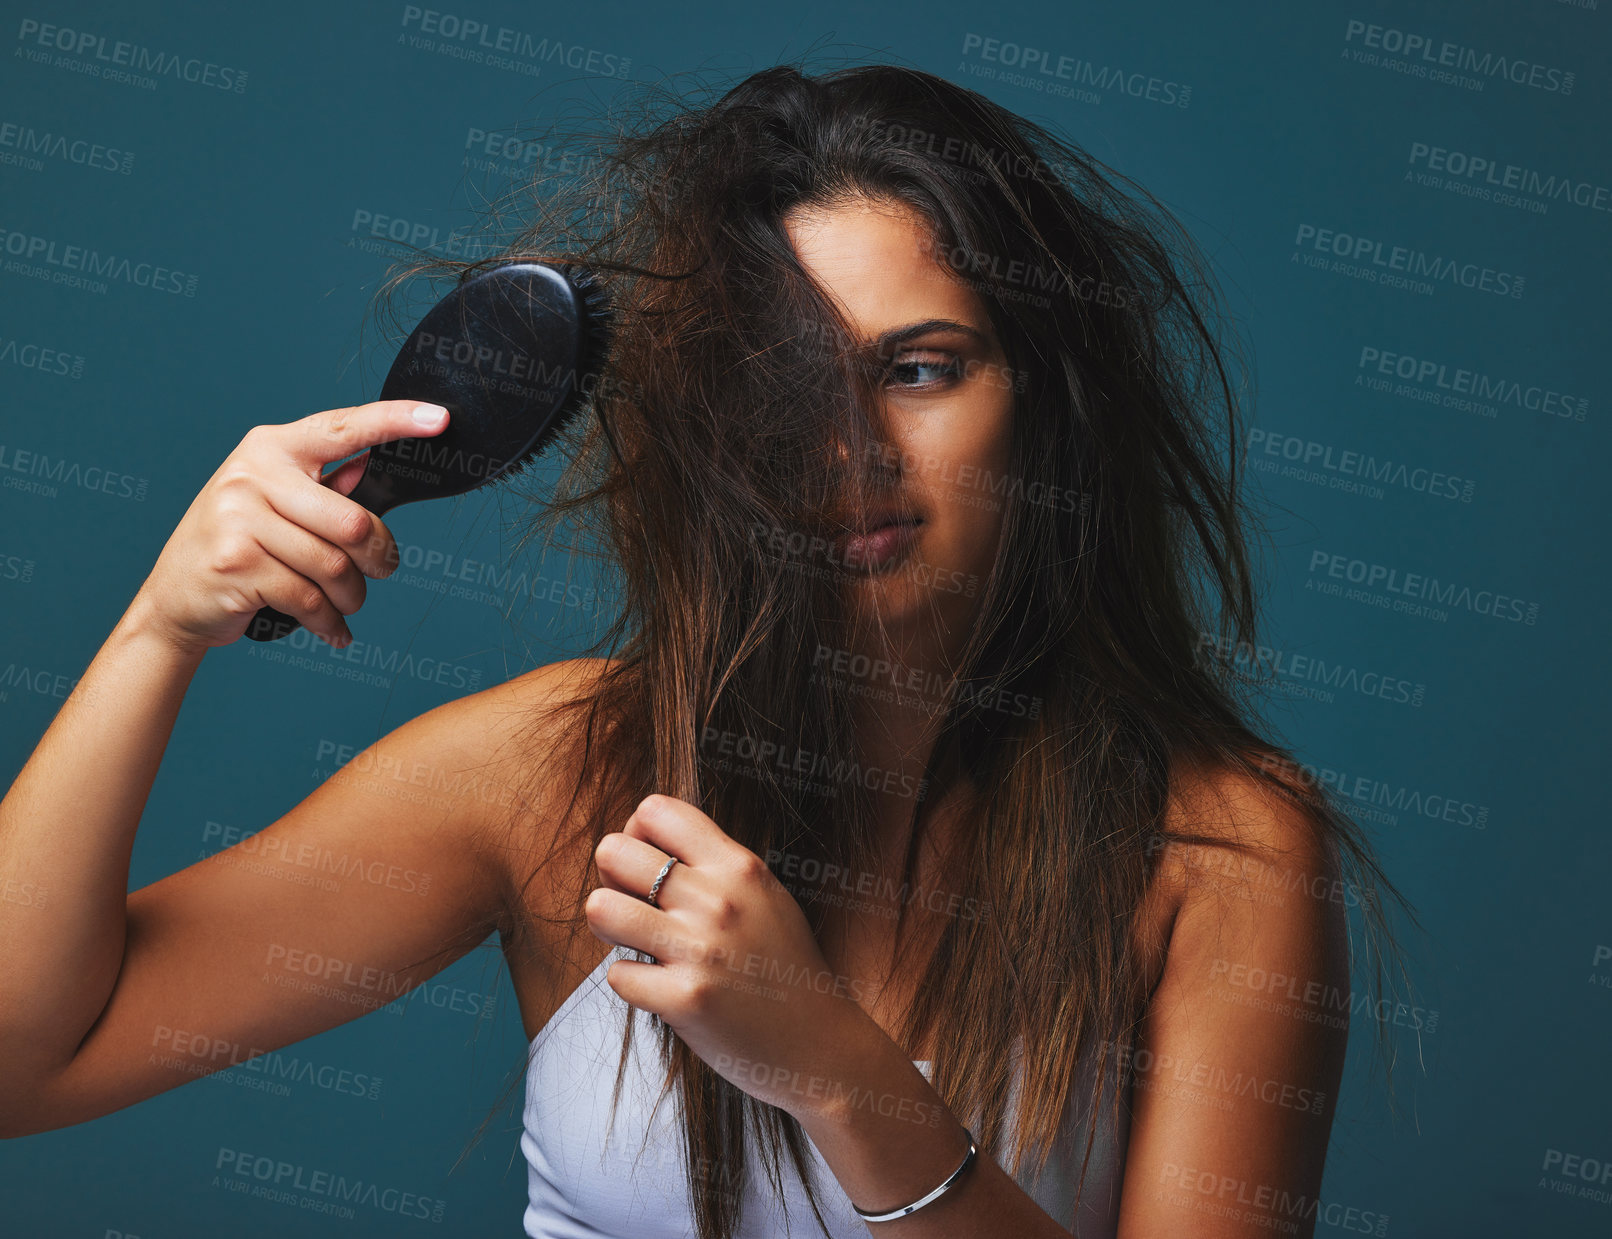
[782,194,1016,655]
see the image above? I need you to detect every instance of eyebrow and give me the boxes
[871,318,991,349]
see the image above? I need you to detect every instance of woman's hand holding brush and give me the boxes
[130,400,449,655]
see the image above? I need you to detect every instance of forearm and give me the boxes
[0,588,205,1078]
[790,1008,1071,1238]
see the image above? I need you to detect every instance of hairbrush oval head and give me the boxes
[354,260,613,513]
[246,260,613,641]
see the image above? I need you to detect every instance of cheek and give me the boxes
[896,395,1013,481]
[911,400,1013,563]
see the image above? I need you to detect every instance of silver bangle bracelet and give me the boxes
[850,1127,977,1224]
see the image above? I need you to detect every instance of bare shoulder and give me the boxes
[306,657,621,926]
[1153,750,1342,908]
[408,657,620,908]
[434,655,618,732]
[1125,749,1352,1019]
[436,657,626,1029]
[409,655,620,828]
[1117,765,1355,1232]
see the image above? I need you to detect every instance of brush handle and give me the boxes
[243,463,398,643]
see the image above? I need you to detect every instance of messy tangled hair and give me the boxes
[386,59,1411,1239]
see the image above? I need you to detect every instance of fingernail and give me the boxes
[412,403,448,425]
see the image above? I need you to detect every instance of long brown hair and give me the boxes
[385,59,1412,1239]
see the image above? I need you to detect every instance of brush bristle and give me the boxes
[498,263,615,483]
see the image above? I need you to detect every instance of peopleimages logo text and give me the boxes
[1356,346,1586,422]
[1307,551,1539,624]
[0,120,133,173]
[1343,20,1574,93]
[1294,225,1521,298]
[214,1147,446,1221]
[14,18,250,92]
[1407,143,1611,214]
[0,226,198,296]
[960,33,1190,106]
[399,6,630,77]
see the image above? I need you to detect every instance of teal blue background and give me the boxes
[2,0,1609,1235]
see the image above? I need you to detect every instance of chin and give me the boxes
[858,565,977,628]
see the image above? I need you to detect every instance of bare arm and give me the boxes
[0,595,208,1095]
[1114,765,1353,1238]
[0,398,560,1136]
[0,625,564,1135]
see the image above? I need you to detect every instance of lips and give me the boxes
[839,515,921,572]
[845,509,916,535]
[830,498,920,534]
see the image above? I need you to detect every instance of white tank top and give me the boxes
[520,945,1131,1237]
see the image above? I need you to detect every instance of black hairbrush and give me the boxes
[246,261,612,642]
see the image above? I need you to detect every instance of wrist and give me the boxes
[781,997,889,1126]
[851,1126,977,1224]
[118,589,211,667]
[786,1002,974,1215]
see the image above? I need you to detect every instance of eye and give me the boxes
[887,351,962,388]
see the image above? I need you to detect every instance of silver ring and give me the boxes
[645,855,679,907]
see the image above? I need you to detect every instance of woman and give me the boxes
[0,63,1403,1238]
